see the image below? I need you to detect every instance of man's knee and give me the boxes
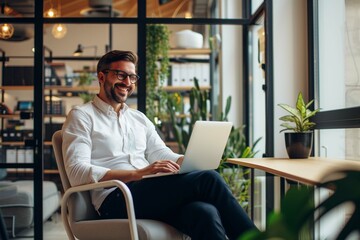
[190,202,220,221]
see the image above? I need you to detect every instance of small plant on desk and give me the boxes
[278,92,320,158]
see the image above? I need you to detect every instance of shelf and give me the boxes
[163,86,211,92]
[0,85,100,91]
[168,49,211,55]
[0,86,33,90]
[0,141,53,146]
[0,114,66,118]
[6,169,59,174]
[45,85,99,91]
[0,141,25,146]
[45,114,67,118]
[0,114,20,119]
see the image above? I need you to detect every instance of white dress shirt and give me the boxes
[62,95,182,210]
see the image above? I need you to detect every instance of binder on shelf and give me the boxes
[171,63,181,87]
[200,63,210,87]
[17,148,26,164]
[179,64,187,87]
[25,148,33,164]
[1,129,23,142]
[184,63,195,87]
[194,63,203,85]
[25,148,33,172]
[45,96,64,115]
[3,66,34,86]
[6,148,17,164]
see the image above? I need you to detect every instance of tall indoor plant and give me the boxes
[278,92,320,158]
[167,78,260,210]
[146,24,170,125]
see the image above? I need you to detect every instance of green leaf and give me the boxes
[278,92,320,133]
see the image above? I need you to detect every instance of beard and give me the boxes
[104,80,133,104]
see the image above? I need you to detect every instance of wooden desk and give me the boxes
[227,157,360,185]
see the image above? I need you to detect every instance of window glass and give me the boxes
[251,0,264,14]
[248,16,266,230]
[318,0,360,111]
[248,18,266,158]
[317,0,360,162]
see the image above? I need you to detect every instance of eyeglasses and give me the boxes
[103,69,140,84]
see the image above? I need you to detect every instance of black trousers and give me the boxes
[98,170,256,240]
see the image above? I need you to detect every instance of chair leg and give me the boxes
[0,209,9,240]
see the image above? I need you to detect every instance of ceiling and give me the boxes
[5,0,198,18]
[2,0,209,41]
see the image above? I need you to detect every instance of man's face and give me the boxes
[99,60,137,105]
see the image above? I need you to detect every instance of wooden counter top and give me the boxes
[226,157,360,185]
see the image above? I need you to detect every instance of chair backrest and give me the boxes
[52,130,70,191]
[52,130,99,222]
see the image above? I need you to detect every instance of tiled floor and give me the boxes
[12,213,68,240]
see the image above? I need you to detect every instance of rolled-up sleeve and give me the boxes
[62,108,110,187]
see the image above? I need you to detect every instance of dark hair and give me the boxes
[97,50,138,74]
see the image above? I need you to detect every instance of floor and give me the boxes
[12,213,68,240]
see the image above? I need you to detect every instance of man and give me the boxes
[62,50,256,240]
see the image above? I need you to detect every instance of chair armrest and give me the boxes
[61,180,139,240]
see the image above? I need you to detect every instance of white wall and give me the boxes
[221,0,243,128]
[273,0,308,157]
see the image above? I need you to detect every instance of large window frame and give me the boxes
[0,1,263,239]
[308,0,360,130]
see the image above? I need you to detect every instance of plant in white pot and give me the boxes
[278,92,320,159]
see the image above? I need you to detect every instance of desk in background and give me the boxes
[226,157,360,220]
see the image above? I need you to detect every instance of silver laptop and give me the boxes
[142,121,233,178]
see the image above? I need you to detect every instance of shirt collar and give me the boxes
[93,95,128,115]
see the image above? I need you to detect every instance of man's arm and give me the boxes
[100,159,181,182]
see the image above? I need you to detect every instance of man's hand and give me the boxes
[138,160,180,177]
[102,160,181,182]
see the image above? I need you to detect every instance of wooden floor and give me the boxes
[12,213,68,240]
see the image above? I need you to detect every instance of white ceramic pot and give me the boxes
[173,30,203,49]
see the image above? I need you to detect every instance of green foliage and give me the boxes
[240,170,360,240]
[75,71,96,103]
[216,95,261,212]
[146,24,170,125]
[76,71,95,86]
[167,78,210,153]
[167,78,261,210]
[278,92,320,133]
[79,93,95,103]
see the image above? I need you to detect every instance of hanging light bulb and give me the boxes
[52,24,67,39]
[0,23,14,39]
[50,0,67,39]
[44,8,58,18]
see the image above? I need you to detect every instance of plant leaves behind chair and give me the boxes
[239,170,360,240]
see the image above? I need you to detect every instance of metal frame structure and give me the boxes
[0,1,275,238]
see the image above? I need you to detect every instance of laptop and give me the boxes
[142,121,233,179]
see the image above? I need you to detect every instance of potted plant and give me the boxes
[167,78,261,210]
[278,92,320,159]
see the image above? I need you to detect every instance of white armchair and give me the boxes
[52,130,187,240]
